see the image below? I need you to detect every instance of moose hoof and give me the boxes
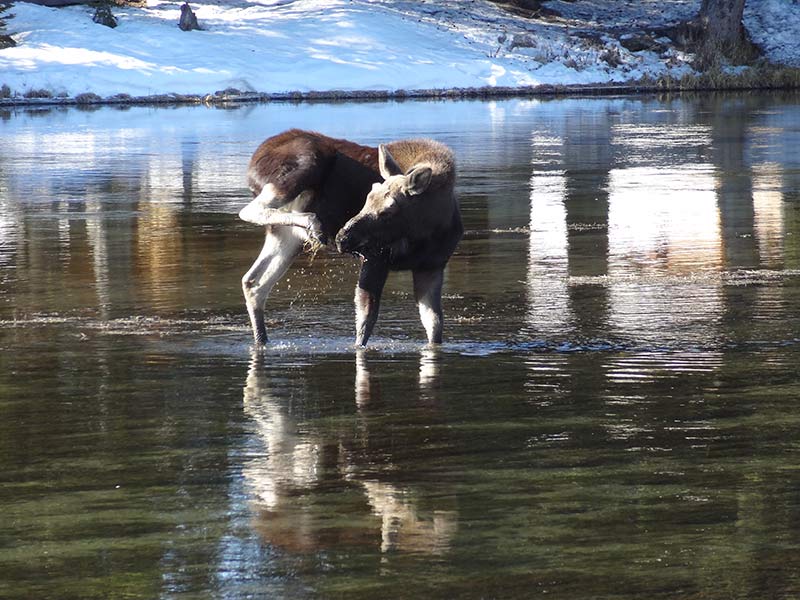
[252,314,268,347]
[309,228,328,247]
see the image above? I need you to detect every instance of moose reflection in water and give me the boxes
[238,130,462,348]
[241,351,457,556]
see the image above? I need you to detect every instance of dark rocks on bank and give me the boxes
[178,3,201,31]
[75,92,102,104]
[619,33,667,54]
[92,4,117,28]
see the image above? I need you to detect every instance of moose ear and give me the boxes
[404,165,433,196]
[378,144,403,180]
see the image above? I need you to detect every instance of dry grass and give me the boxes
[23,88,53,99]
[645,62,800,91]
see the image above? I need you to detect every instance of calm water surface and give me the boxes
[2,93,800,599]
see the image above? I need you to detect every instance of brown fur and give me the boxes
[335,138,462,345]
[336,139,462,272]
[241,129,461,347]
[247,129,380,238]
[377,138,456,191]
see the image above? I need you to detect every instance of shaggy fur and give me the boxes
[336,139,463,344]
[245,129,379,239]
[240,129,461,347]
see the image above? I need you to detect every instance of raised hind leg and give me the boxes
[240,188,327,245]
[413,268,444,344]
[242,226,305,346]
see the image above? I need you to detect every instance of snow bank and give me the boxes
[0,0,797,102]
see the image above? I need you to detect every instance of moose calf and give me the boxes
[239,129,462,348]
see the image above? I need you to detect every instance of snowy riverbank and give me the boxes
[1,0,799,105]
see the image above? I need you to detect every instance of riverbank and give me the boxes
[4,75,800,110]
[2,0,800,108]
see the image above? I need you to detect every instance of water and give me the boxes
[1,92,800,599]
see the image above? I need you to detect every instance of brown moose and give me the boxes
[239,129,462,347]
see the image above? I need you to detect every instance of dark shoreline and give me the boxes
[2,77,799,109]
[0,82,663,108]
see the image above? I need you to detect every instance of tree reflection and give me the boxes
[519,94,800,599]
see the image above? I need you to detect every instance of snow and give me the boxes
[745,0,800,68]
[0,0,798,102]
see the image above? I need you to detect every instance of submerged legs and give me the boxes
[242,228,447,348]
[413,268,444,344]
[353,263,445,347]
[354,259,390,348]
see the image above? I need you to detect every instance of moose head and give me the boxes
[335,144,434,258]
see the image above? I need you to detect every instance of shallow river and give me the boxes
[2,92,800,599]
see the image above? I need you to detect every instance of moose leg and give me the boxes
[242,226,304,346]
[413,268,445,344]
[239,191,327,245]
[253,210,327,246]
[354,259,390,347]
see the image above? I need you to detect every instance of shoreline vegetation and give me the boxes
[3,63,800,109]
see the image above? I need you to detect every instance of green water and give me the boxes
[1,92,800,598]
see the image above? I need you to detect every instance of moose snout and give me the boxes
[335,216,369,254]
[335,225,350,253]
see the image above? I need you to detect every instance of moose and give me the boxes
[239,129,462,347]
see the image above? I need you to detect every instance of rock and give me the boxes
[509,33,537,50]
[214,87,243,97]
[75,92,102,104]
[620,33,665,53]
[178,3,201,31]
[92,5,118,28]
